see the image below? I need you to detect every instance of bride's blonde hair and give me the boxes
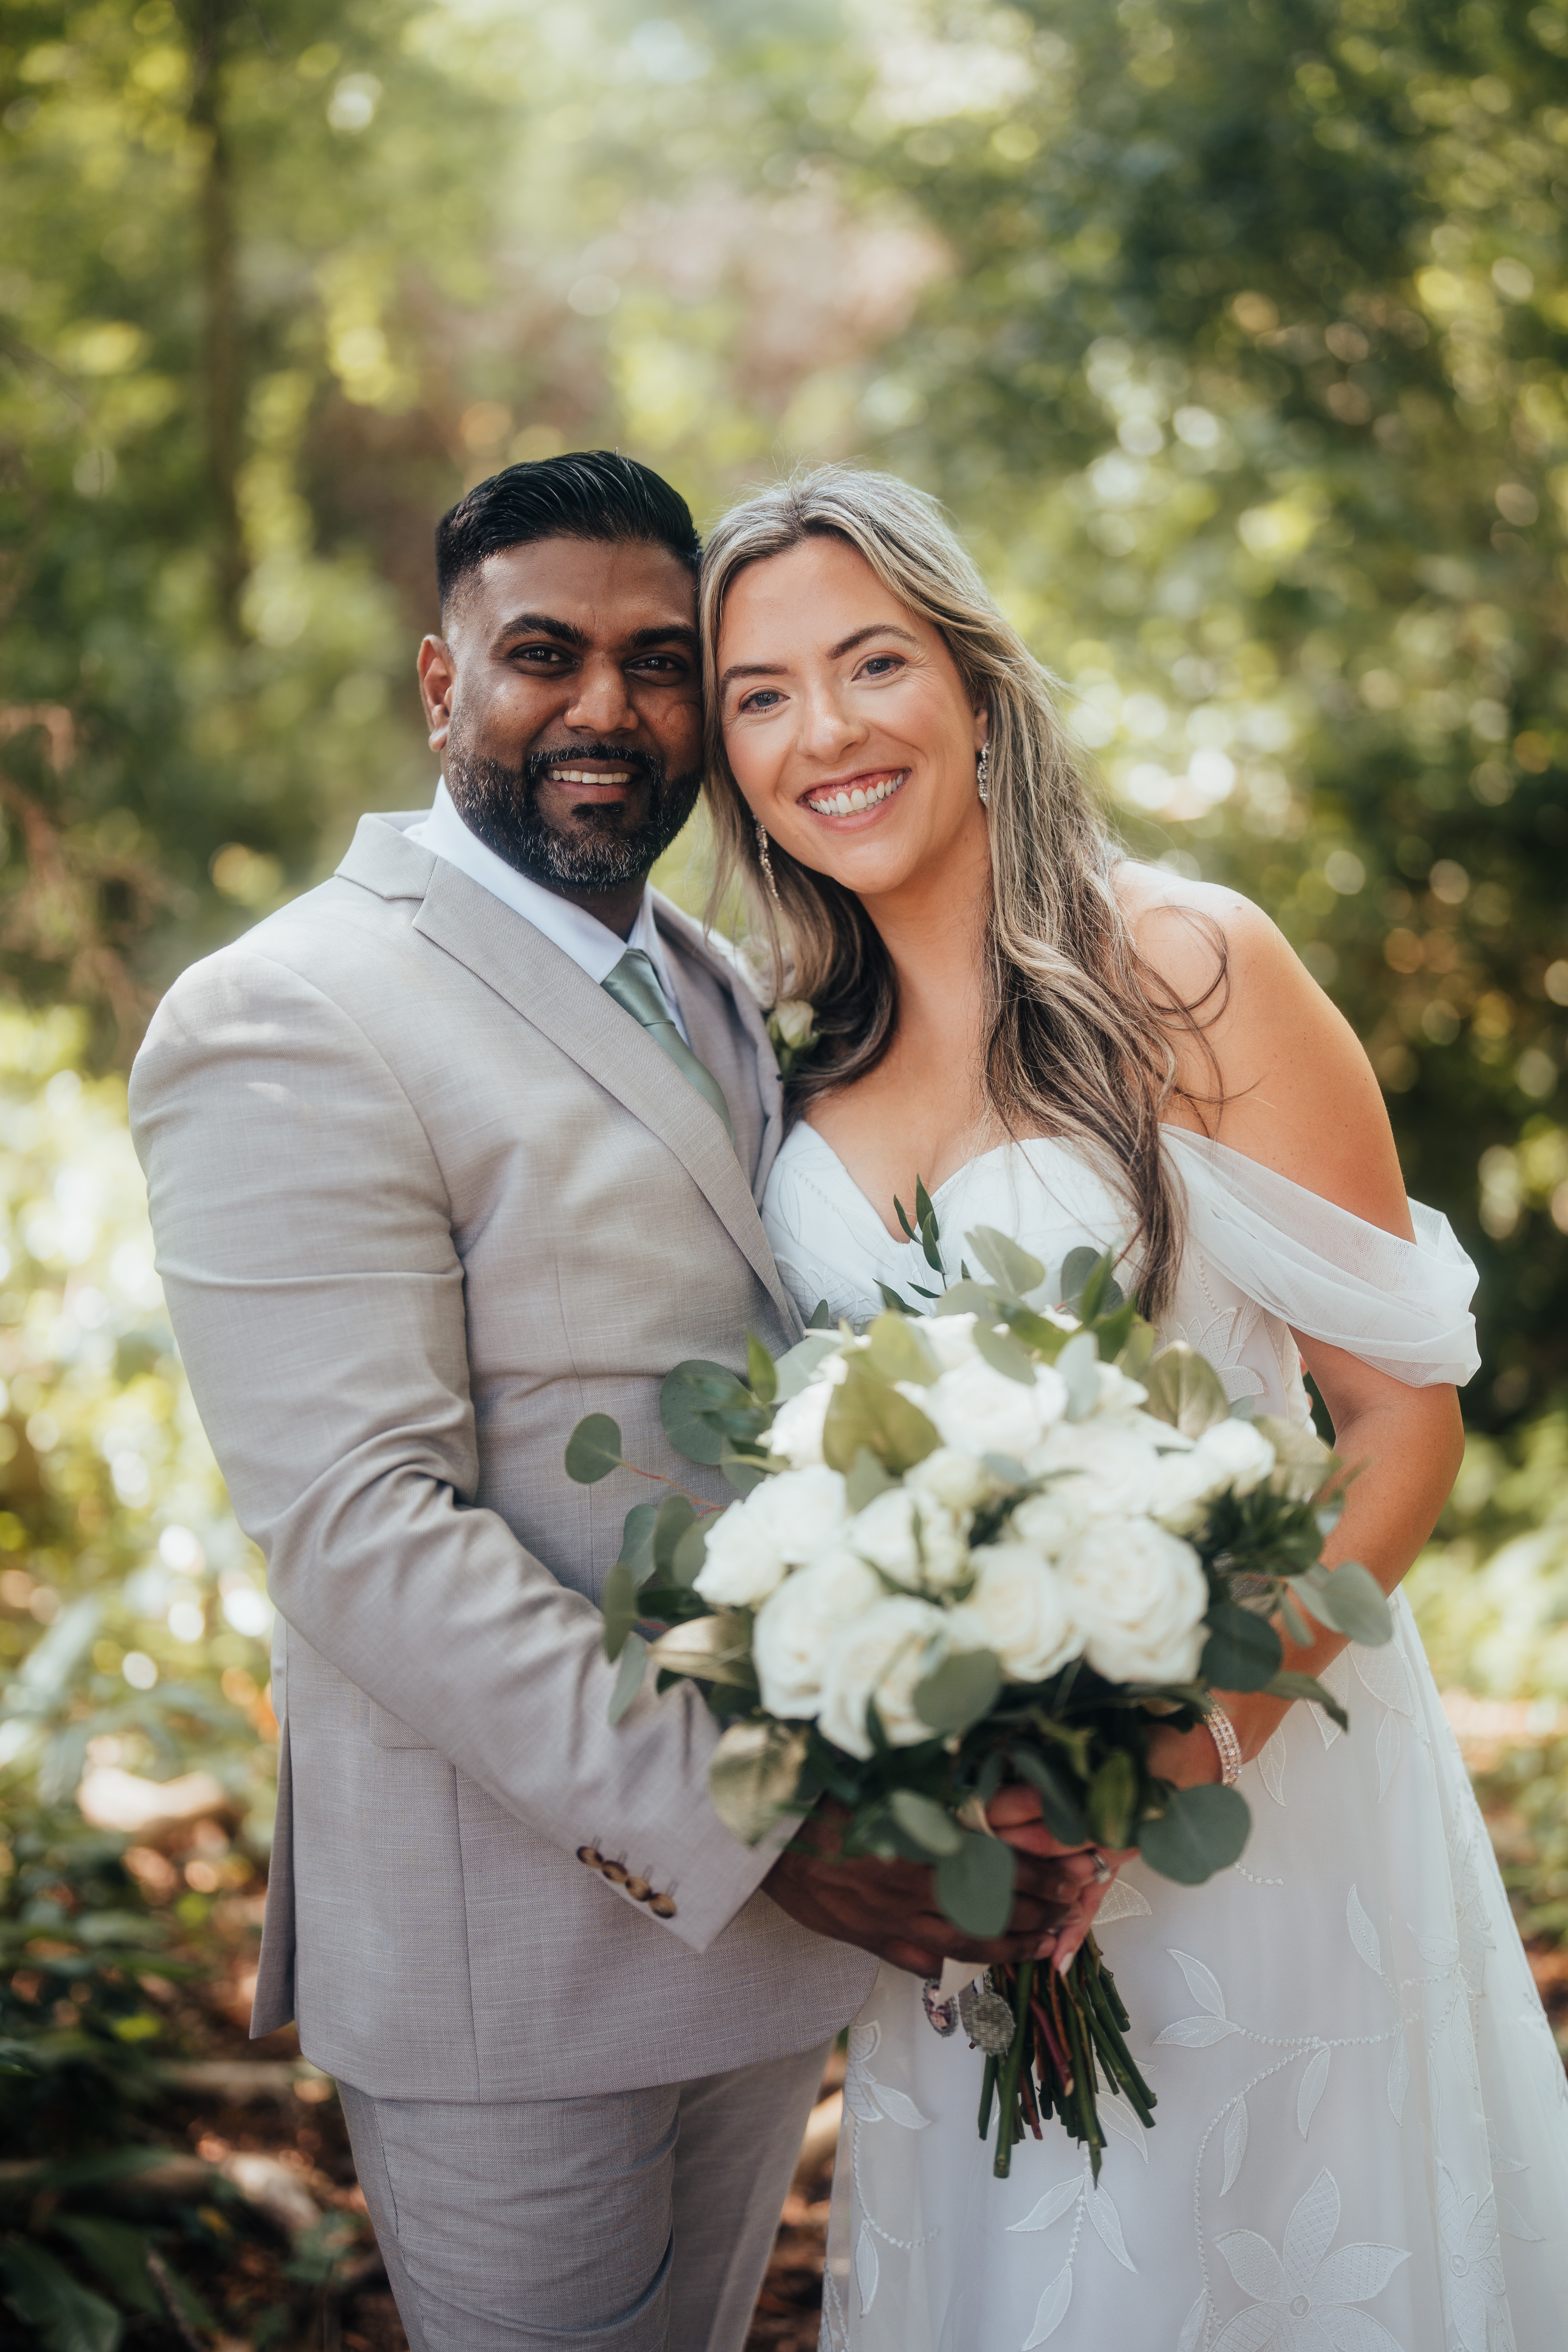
[698,464,1223,1316]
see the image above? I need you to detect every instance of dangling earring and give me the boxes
[976,742,991,805]
[755,818,781,904]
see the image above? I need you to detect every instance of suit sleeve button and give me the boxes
[576,1847,604,1868]
[601,1861,630,1885]
[625,1877,652,1902]
[648,1892,678,1919]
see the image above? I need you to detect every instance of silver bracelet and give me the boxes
[1206,1703,1243,1787]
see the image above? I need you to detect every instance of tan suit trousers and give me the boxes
[337,2039,831,2352]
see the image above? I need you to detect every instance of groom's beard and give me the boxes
[444,735,701,892]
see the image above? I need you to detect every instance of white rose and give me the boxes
[1026,1416,1176,1517]
[1058,1516,1210,1685]
[922,1313,982,1371]
[752,1548,884,1718]
[849,1488,969,1591]
[767,1356,847,1469]
[817,1594,960,1758]
[911,1357,1068,1461]
[907,1446,993,1513]
[1193,1417,1276,1497]
[966,1542,1083,1682]
[1091,1362,1149,1415]
[771,997,816,1048]
[1147,1448,1224,1535]
[1010,1482,1094,1559]
[694,1466,849,1607]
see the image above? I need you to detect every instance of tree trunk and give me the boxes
[188,3,244,636]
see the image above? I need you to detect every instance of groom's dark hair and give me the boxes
[435,451,702,615]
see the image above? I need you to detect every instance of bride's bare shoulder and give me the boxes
[1109,860,1410,1232]
[1112,858,1277,1002]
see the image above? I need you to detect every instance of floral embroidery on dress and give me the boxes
[1211,2166,1410,2351]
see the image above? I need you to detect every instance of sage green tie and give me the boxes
[602,948,734,1143]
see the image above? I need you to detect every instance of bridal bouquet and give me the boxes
[565,1210,1393,2180]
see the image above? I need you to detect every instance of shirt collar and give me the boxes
[406,781,685,1025]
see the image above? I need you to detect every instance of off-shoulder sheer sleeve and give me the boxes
[1161,1126,1480,1388]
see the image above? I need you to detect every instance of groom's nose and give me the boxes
[560,652,640,736]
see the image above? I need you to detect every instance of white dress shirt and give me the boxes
[406,781,689,1041]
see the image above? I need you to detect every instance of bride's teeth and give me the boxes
[849,787,867,811]
[834,792,852,814]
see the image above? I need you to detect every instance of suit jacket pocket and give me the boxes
[368,1699,436,1751]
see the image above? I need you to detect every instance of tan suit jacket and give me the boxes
[130,812,875,2100]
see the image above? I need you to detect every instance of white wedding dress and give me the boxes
[760,1122,1568,2352]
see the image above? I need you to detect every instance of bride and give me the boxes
[696,467,1568,2350]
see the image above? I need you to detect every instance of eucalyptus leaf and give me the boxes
[806,1300,834,1331]
[1141,1344,1231,1437]
[982,1452,1031,1486]
[971,1319,1038,1388]
[1298,1560,1394,1646]
[846,1447,895,1511]
[876,1281,914,1315]
[1076,1251,1125,1321]
[964,1225,1046,1298]
[745,1334,778,1406]
[647,1613,756,1688]
[1199,1603,1284,1692]
[1117,1321,1157,1380]
[1058,1244,1102,1310]
[601,1560,638,1662]
[607,1631,649,1726]
[934,1828,1016,1938]
[1136,1782,1251,1885]
[934,1278,999,1318]
[660,1359,754,1466]
[1010,1748,1091,1846]
[1056,1330,1101,1421]
[671,1517,710,1587]
[823,1359,939,1476]
[1255,1414,1337,1502]
[888,1788,964,1858]
[708,1719,810,1842]
[1087,1748,1137,1849]
[914,1647,1002,1734]
[617,1501,659,1587]
[652,1494,697,1575]
[863,1310,939,1387]
[720,1447,770,1496]
[774,1330,843,1400]
[564,1413,623,1484]
[1263,1668,1349,1730]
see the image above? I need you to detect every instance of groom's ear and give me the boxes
[418,634,455,752]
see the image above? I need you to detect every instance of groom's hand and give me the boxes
[761,1801,1090,1979]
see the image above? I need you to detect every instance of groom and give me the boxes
[131,452,1076,2351]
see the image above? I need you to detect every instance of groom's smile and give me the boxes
[418,534,704,932]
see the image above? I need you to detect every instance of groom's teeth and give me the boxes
[551,768,633,783]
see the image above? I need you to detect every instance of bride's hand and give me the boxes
[986,1784,1128,1974]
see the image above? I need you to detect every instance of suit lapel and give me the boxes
[371,844,798,1329]
[651,896,787,1198]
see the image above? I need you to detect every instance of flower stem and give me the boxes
[991,1959,1035,2180]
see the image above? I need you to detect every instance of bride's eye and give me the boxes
[737,687,783,713]
[860,654,904,679]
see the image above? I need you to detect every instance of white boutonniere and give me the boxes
[765,997,819,1079]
